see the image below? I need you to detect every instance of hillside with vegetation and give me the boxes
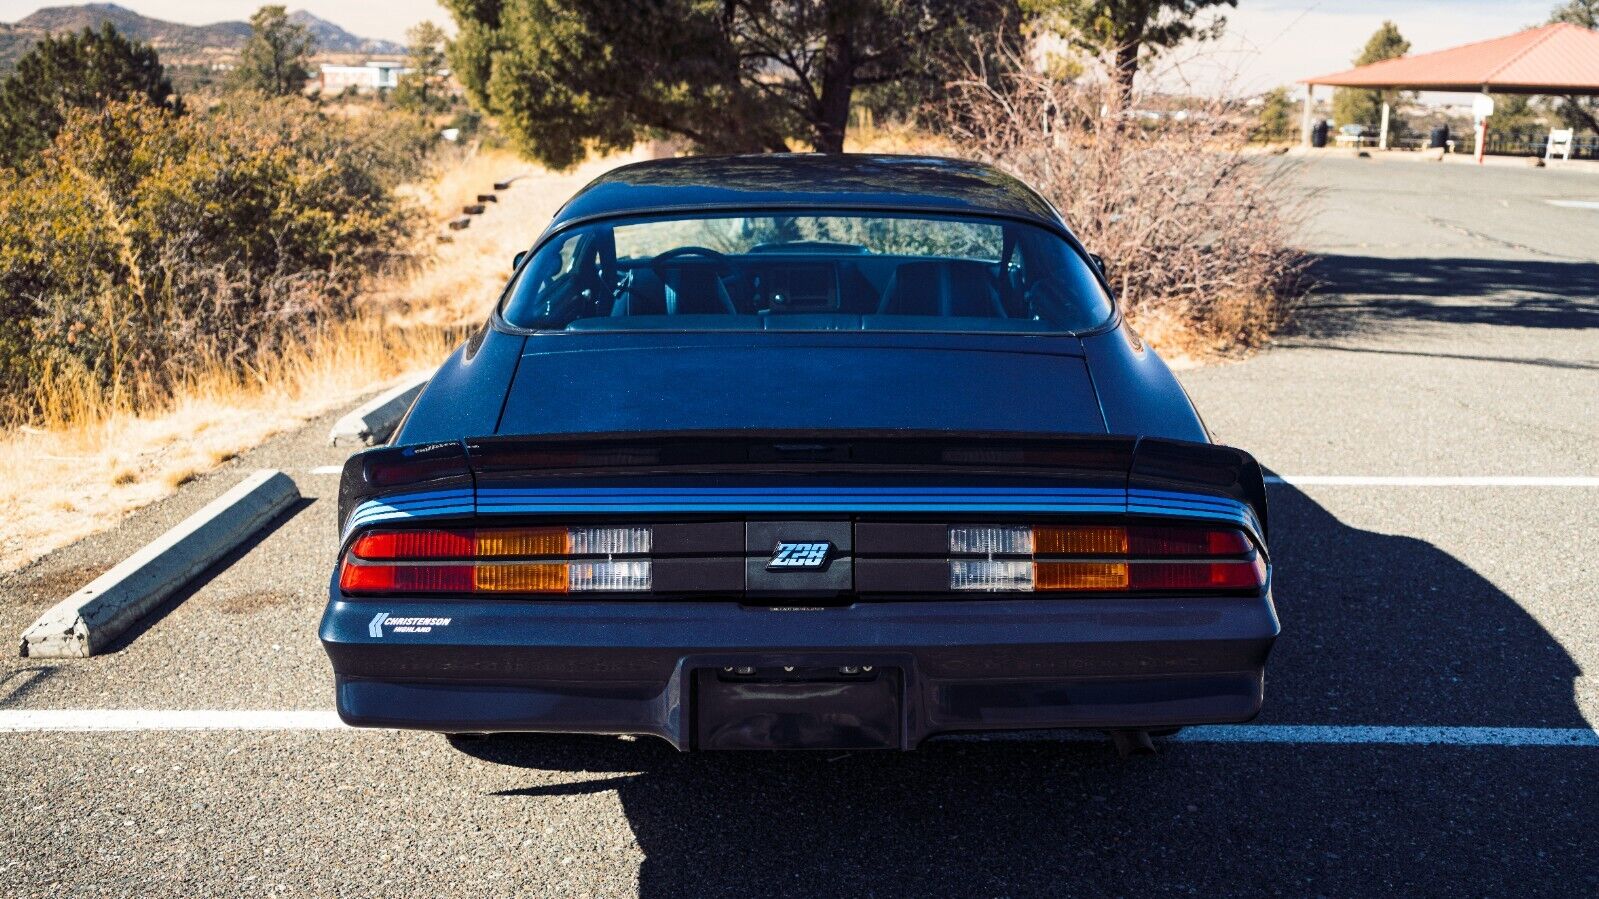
[0,3,398,71]
[0,8,501,569]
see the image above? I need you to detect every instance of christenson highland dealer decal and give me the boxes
[367,613,452,638]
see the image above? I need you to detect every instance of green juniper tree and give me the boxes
[1024,0,1237,104]
[1251,86,1295,142]
[1549,0,1599,135]
[393,21,451,114]
[0,24,177,169]
[444,0,1015,168]
[1331,21,1409,130]
[233,5,315,97]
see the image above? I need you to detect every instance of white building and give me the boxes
[319,60,409,92]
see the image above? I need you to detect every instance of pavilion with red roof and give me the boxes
[1298,22,1599,153]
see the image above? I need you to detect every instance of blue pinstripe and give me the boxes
[344,483,1262,541]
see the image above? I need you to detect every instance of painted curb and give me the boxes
[18,470,301,659]
[328,374,429,447]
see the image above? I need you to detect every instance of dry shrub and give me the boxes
[0,148,634,572]
[0,314,462,570]
[0,95,432,425]
[941,48,1305,358]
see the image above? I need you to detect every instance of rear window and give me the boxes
[500,212,1113,333]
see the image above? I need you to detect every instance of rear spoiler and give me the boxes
[338,431,1268,541]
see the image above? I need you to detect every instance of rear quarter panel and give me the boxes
[393,326,527,445]
[1080,324,1209,443]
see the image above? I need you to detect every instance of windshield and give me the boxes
[499,212,1113,333]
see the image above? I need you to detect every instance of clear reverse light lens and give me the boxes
[569,559,652,591]
[950,559,1034,591]
[949,526,1032,555]
[570,526,652,555]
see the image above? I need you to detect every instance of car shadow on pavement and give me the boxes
[453,484,1590,895]
[1292,254,1599,341]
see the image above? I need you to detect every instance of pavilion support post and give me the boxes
[1301,84,1315,146]
[1379,101,1390,150]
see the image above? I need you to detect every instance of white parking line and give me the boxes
[1,711,1594,746]
[1266,475,1599,487]
[1173,725,1599,747]
[309,466,343,475]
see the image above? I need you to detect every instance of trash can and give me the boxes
[1311,119,1329,148]
[1429,124,1450,149]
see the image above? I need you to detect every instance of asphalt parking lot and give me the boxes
[2,155,1596,897]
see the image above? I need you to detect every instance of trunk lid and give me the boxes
[495,334,1107,436]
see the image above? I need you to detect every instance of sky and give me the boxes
[1166,1,1562,96]
[0,0,1570,95]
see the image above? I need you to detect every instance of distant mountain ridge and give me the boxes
[3,3,402,59]
[14,3,251,48]
[284,9,400,55]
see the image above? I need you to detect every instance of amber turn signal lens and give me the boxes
[472,562,569,593]
[1035,561,1130,590]
[1033,526,1129,556]
[474,528,569,558]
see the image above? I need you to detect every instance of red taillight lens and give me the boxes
[950,524,1264,593]
[1124,558,1267,591]
[1127,526,1252,557]
[340,526,651,595]
[350,529,474,560]
[340,562,474,593]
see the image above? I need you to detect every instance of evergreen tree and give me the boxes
[394,21,450,113]
[444,0,1015,167]
[1549,1,1599,135]
[1025,0,1236,104]
[1251,86,1295,142]
[0,24,177,169]
[233,5,315,97]
[1331,21,1409,129]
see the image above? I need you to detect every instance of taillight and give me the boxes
[948,524,1264,593]
[340,526,652,595]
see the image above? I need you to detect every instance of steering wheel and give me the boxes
[649,245,736,277]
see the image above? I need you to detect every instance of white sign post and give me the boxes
[1473,94,1495,165]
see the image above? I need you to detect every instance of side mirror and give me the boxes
[1088,253,1106,274]
[512,250,528,271]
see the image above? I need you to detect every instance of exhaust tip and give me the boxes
[1108,729,1156,758]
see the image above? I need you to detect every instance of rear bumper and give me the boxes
[319,593,1278,750]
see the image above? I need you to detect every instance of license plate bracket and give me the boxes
[692,666,902,750]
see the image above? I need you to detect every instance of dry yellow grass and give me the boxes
[0,144,642,573]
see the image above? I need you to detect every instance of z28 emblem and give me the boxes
[767,542,832,569]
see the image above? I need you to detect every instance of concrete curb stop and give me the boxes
[328,374,429,447]
[18,470,301,659]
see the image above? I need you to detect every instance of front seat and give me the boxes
[661,264,737,315]
[877,260,1004,318]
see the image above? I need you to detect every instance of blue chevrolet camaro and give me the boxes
[321,154,1278,752]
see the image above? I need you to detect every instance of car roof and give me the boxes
[546,154,1069,235]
